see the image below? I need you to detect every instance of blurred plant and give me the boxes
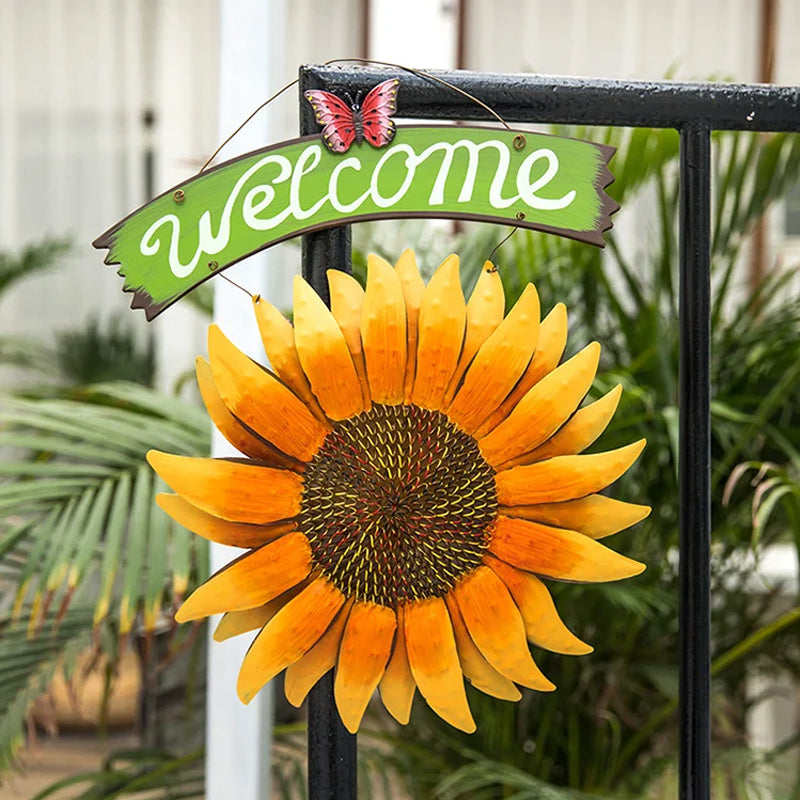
[0,240,204,774]
[0,239,70,297]
[0,233,158,389]
[0,383,210,768]
[27,725,423,800]
[0,239,71,379]
[55,317,156,387]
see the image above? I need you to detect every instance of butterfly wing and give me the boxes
[360,79,399,148]
[304,90,357,153]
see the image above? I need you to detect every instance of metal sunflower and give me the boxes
[147,249,649,734]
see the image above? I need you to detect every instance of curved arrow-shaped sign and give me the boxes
[94,125,617,319]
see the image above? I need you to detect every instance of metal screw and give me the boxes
[173,189,185,204]
[515,211,526,220]
[208,260,219,270]
[513,134,526,150]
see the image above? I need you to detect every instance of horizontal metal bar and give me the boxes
[302,64,800,132]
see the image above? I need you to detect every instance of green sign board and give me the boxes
[94,125,617,319]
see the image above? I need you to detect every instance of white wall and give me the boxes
[463,0,767,81]
[0,0,220,391]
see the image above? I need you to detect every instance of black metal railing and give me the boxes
[299,64,800,800]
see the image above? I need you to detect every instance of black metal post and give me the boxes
[678,124,712,800]
[307,672,358,800]
[300,68,358,800]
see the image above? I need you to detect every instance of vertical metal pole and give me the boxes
[300,68,358,800]
[678,123,712,800]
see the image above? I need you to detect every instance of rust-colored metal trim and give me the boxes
[750,0,778,292]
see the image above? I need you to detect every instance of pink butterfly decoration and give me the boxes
[304,79,400,154]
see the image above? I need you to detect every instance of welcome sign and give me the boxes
[94,125,617,319]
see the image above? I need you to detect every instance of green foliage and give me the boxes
[55,317,157,387]
[0,239,70,296]
[0,607,94,774]
[29,747,205,800]
[0,241,156,390]
[27,725,425,800]
[0,337,59,376]
[0,383,211,771]
[0,383,210,630]
[0,239,70,380]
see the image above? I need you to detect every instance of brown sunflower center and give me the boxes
[299,403,497,606]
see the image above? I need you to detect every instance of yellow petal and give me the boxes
[147,452,301,524]
[444,593,521,701]
[501,495,652,539]
[328,270,371,410]
[156,493,296,547]
[404,597,475,733]
[214,606,276,642]
[292,276,364,420]
[495,440,646,506]
[252,296,328,423]
[174,531,312,622]
[447,284,540,434]
[484,555,591,654]
[335,602,396,733]
[213,584,306,641]
[379,604,416,724]
[476,302,567,437]
[444,262,505,406]
[208,324,329,461]
[505,385,622,467]
[453,566,554,691]
[395,250,425,401]
[480,342,601,467]
[489,515,645,582]
[237,578,344,704]
[196,357,303,469]
[412,255,466,410]
[361,254,407,404]
[284,598,354,707]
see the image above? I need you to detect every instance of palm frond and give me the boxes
[0,239,70,297]
[434,756,623,800]
[30,747,205,800]
[0,606,94,773]
[54,317,156,387]
[0,384,210,633]
[0,336,58,375]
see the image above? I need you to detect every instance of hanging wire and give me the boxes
[198,56,514,174]
[199,79,300,172]
[486,227,520,265]
[325,57,512,130]
[208,261,255,300]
